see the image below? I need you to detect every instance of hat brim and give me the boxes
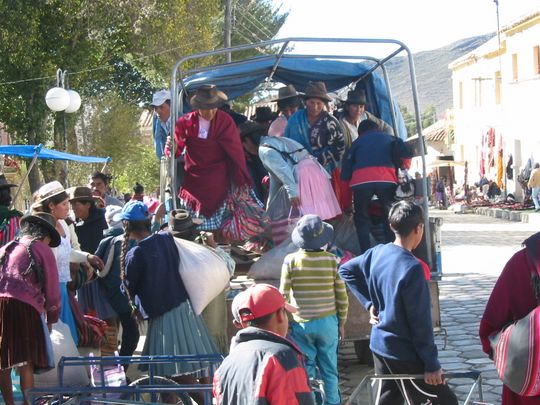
[69,196,100,204]
[291,222,334,250]
[34,189,67,206]
[0,183,17,189]
[303,94,332,103]
[20,215,61,248]
[190,90,228,110]
[271,93,303,103]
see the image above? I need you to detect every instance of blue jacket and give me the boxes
[153,115,170,159]
[339,243,440,372]
[124,232,188,318]
[340,130,411,190]
[258,136,311,206]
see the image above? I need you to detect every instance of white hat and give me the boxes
[151,90,171,107]
[34,181,67,206]
[105,205,124,229]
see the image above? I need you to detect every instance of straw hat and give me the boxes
[190,84,228,109]
[33,181,67,206]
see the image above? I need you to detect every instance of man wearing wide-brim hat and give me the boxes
[268,85,303,137]
[164,84,253,232]
[0,173,22,246]
[340,89,393,148]
[283,81,346,176]
[250,106,277,128]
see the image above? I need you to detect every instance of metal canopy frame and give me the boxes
[168,37,432,269]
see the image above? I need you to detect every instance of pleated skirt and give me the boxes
[0,298,49,371]
[297,158,342,220]
[141,300,219,376]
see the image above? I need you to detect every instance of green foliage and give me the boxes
[81,93,159,194]
[399,104,438,137]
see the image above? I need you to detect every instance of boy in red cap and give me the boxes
[213,283,315,405]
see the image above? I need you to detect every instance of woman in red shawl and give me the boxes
[169,84,252,231]
[479,232,540,404]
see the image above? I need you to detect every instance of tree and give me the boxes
[421,105,437,129]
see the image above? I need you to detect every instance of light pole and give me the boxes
[45,69,81,187]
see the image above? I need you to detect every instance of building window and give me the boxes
[495,71,501,104]
[512,53,519,80]
[459,81,463,109]
[534,46,540,75]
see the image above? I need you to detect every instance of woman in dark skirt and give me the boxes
[0,213,61,405]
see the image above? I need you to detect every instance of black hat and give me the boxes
[272,85,301,102]
[0,174,17,190]
[67,186,98,203]
[20,212,61,248]
[190,84,228,109]
[303,81,332,102]
[238,121,267,142]
[250,106,276,123]
[344,90,367,105]
[168,209,203,239]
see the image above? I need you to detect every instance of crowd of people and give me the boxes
[0,81,488,405]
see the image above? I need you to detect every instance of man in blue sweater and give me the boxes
[339,201,457,404]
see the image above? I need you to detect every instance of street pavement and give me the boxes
[339,209,539,404]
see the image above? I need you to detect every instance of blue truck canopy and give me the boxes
[182,56,407,139]
[0,144,110,163]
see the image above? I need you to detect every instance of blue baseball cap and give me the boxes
[112,201,151,222]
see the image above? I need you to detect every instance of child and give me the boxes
[0,213,61,405]
[280,214,348,405]
[339,201,457,405]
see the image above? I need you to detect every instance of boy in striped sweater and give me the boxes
[280,214,348,405]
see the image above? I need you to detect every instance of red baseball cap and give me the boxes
[237,284,297,323]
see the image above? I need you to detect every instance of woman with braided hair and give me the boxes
[0,212,61,405]
[116,201,218,402]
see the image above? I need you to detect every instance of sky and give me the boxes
[271,0,539,54]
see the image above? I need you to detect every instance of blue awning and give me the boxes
[0,144,110,163]
[183,56,407,138]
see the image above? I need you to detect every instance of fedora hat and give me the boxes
[272,84,301,102]
[344,89,367,105]
[189,84,228,110]
[20,212,61,248]
[250,106,276,123]
[303,81,332,102]
[0,174,17,190]
[291,214,334,250]
[33,181,67,206]
[67,186,98,203]
[238,121,267,140]
[168,209,202,238]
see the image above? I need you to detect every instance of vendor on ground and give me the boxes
[268,85,303,137]
[284,81,345,175]
[167,84,252,232]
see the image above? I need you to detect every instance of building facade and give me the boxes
[449,10,540,200]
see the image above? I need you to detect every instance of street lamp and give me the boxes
[45,69,81,113]
[45,69,82,186]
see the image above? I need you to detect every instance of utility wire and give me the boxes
[0,38,212,87]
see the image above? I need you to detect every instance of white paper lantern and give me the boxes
[45,87,70,111]
[64,90,81,113]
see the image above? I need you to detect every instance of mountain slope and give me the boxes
[384,34,494,117]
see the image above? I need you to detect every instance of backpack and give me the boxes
[489,232,540,396]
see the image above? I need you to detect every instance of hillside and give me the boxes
[385,33,495,117]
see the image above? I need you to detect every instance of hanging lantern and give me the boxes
[45,87,70,111]
[65,90,81,113]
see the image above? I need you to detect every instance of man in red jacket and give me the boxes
[213,284,315,404]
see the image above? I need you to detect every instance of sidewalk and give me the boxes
[339,209,538,404]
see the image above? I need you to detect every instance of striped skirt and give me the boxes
[0,298,49,371]
[141,300,219,377]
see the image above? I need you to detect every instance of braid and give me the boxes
[119,222,139,319]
